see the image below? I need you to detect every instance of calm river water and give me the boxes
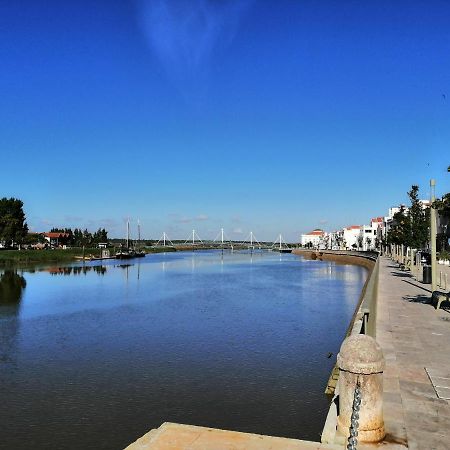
[0,250,367,449]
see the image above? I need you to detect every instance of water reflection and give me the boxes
[0,251,368,449]
[0,270,26,368]
[0,270,26,304]
[45,265,108,276]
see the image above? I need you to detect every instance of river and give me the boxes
[0,250,367,449]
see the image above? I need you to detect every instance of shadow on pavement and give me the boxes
[402,279,432,293]
[402,294,432,305]
[392,271,413,278]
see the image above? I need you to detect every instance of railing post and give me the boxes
[337,334,385,443]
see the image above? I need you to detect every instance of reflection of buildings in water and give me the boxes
[314,262,367,283]
[0,270,26,368]
[310,262,368,311]
[44,265,108,276]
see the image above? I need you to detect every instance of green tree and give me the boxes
[433,192,450,219]
[374,237,380,250]
[433,192,450,251]
[387,206,410,246]
[407,185,428,249]
[73,228,83,246]
[357,235,363,250]
[0,198,28,248]
[82,229,92,246]
[92,228,108,244]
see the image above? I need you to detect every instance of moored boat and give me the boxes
[115,220,136,259]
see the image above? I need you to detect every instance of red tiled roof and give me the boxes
[371,217,383,223]
[306,229,325,235]
[44,232,70,238]
[346,225,361,230]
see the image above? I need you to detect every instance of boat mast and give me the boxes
[138,219,141,247]
[126,219,130,249]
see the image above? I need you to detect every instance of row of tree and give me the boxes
[49,227,108,247]
[386,186,429,249]
[0,197,110,249]
[386,185,449,252]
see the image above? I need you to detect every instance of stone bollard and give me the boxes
[337,334,385,443]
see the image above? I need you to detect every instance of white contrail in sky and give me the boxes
[137,0,254,99]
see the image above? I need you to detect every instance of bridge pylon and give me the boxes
[155,232,174,247]
[242,231,262,250]
[213,228,234,250]
[184,229,203,246]
[272,234,289,250]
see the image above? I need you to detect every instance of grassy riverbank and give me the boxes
[0,248,103,266]
[0,246,182,267]
[0,245,244,267]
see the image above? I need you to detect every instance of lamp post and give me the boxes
[430,179,437,292]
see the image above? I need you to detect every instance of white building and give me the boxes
[359,217,383,251]
[343,225,361,250]
[301,229,326,248]
[328,230,342,249]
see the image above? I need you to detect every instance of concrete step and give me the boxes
[124,422,343,450]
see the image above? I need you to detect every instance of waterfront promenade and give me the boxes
[368,256,450,450]
[126,254,450,449]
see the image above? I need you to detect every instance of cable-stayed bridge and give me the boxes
[153,229,293,252]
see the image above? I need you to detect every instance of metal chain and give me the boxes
[347,378,362,450]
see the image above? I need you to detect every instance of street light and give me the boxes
[430,179,437,293]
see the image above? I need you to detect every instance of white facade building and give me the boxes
[359,217,383,251]
[301,229,326,248]
[342,226,361,250]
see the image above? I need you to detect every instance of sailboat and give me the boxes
[135,220,145,258]
[115,220,136,259]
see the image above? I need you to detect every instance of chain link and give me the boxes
[347,378,361,450]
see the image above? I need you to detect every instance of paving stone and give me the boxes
[435,386,450,400]
[375,257,450,450]
[125,423,338,450]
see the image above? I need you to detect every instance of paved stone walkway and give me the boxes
[374,257,450,450]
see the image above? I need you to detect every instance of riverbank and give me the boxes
[0,245,279,268]
[291,248,377,270]
[0,246,181,267]
[0,248,104,266]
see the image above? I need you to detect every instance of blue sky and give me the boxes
[1,0,449,241]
